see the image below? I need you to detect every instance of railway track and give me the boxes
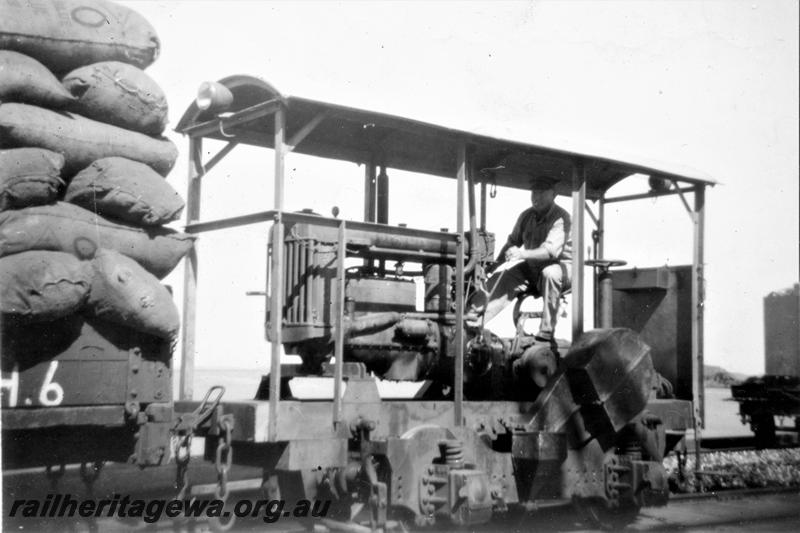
[5,443,799,532]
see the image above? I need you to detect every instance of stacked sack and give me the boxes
[0,0,192,342]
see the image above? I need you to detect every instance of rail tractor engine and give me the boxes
[273,218,514,390]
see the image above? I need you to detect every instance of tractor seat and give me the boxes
[509,287,571,355]
[511,286,571,333]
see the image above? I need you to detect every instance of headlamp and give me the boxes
[196,81,233,113]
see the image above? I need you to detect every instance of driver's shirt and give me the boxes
[507,204,572,262]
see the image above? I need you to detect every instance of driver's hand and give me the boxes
[505,246,523,262]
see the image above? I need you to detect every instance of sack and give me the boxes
[0,51,76,108]
[0,148,64,210]
[0,202,194,279]
[65,157,184,226]
[0,103,177,177]
[87,249,179,339]
[62,61,168,135]
[0,250,90,323]
[2,314,171,375]
[0,0,159,75]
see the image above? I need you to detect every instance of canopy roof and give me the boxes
[176,75,715,200]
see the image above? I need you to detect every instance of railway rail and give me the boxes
[671,483,800,501]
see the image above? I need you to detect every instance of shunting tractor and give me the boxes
[2,75,715,531]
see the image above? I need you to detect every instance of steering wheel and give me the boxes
[584,259,627,271]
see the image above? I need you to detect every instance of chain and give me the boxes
[174,433,193,501]
[45,463,66,493]
[170,387,232,532]
[80,461,103,533]
[172,386,226,503]
[79,460,104,492]
[208,416,235,532]
[214,418,233,501]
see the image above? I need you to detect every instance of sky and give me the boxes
[119,0,799,378]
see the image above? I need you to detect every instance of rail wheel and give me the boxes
[573,497,640,531]
[752,413,776,448]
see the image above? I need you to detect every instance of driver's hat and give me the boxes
[529,176,557,191]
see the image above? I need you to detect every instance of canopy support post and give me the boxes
[333,220,346,429]
[454,143,466,427]
[377,166,389,224]
[363,159,377,271]
[179,138,203,401]
[268,105,286,442]
[480,181,487,231]
[691,185,706,470]
[571,160,586,341]
[364,159,377,223]
[594,198,605,328]
[597,198,605,260]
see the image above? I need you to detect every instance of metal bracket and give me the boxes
[419,464,449,524]
[126,347,143,411]
[218,119,236,138]
[173,385,226,435]
[285,112,330,153]
[200,141,238,177]
[370,482,388,528]
[130,403,173,467]
[670,179,696,221]
[603,454,631,508]
[183,98,282,138]
[585,201,599,227]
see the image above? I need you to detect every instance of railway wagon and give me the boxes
[731,284,800,447]
[1,316,174,470]
[2,75,714,531]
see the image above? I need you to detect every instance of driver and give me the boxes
[468,176,572,341]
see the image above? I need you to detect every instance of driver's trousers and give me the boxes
[481,261,571,340]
